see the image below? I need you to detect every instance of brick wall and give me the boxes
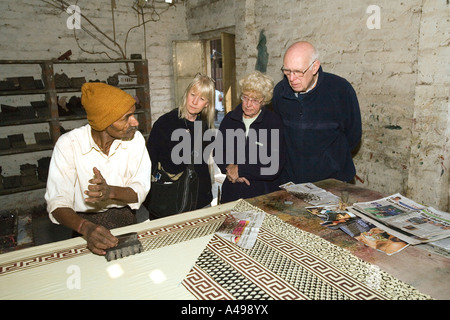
[184,0,449,210]
[0,0,448,211]
[0,0,188,210]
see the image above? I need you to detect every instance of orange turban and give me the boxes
[81,82,136,131]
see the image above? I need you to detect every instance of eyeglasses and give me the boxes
[281,60,316,78]
[241,94,264,106]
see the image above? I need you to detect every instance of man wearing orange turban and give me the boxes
[45,83,151,256]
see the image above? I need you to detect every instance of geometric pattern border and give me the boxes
[0,213,226,277]
[183,232,388,300]
[182,200,433,300]
[0,245,90,276]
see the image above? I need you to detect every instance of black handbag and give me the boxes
[144,160,199,219]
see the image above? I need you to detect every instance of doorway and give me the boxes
[209,38,224,127]
[173,32,236,127]
[172,33,236,205]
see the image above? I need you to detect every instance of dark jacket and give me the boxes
[145,108,212,209]
[272,66,362,184]
[216,104,285,203]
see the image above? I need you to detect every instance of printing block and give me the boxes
[18,77,36,90]
[105,232,143,262]
[20,164,39,186]
[0,138,10,150]
[34,132,52,145]
[7,134,26,149]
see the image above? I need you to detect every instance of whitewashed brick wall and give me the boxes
[0,0,448,211]
[0,0,188,209]
[184,0,449,211]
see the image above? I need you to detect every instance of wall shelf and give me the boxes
[0,59,151,195]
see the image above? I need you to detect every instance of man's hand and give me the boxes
[80,220,118,255]
[85,167,110,203]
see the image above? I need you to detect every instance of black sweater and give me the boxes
[273,67,362,183]
[216,104,285,203]
[146,108,212,209]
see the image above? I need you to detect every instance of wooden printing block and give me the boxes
[67,96,85,115]
[1,104,21,122]
[37,157,51,182]
[55,73,71,89]
[0,138,10,150]
[3,176,21,189]
[19,106,37,120]
[0,80,17,91]
[20,163,37,175]
[20,164,39,186]
[34,79,44,89]
[70,77,86,88]
[105,232,143,262]
[30,101,49,118]
[6,77,20,90]
[34,132,52,145]
[1,104,18,113]
[7,134,26,149]
[20,174,39,186]
[18,77,36,90]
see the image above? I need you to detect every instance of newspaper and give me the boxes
[348,193,450,245]
[307,205,409,255]
[216,210,265,249]
[279,182,340,206]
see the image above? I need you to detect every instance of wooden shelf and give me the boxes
[0,59,151,196]
[0,182,47,196]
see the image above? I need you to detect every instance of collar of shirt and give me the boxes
[82,125,130,156]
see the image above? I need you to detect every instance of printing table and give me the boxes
[0,179,448,300]
[246,179,450,300]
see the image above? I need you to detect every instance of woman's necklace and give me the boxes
[184,114,197,133]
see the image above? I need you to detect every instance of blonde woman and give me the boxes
[216,71,285,203]
[145,74,215,219]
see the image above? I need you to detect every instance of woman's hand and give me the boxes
[226,164,250,185]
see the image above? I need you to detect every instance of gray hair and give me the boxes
[239,71,274,105]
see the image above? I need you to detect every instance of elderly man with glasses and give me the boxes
[273,41,362,185]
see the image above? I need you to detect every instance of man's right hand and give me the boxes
[81,220,118,255]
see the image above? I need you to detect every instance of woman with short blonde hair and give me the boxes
[216,71,285,204]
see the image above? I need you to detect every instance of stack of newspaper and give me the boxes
[348,193,450,245]
[306,205,410,255]
[216,210,265,249]
[280,182,450,254]
[279,182,340,206]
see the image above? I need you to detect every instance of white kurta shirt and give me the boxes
[45,124,151,223]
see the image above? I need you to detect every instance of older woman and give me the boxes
[216,71,285,203]
[145,74,215,219]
